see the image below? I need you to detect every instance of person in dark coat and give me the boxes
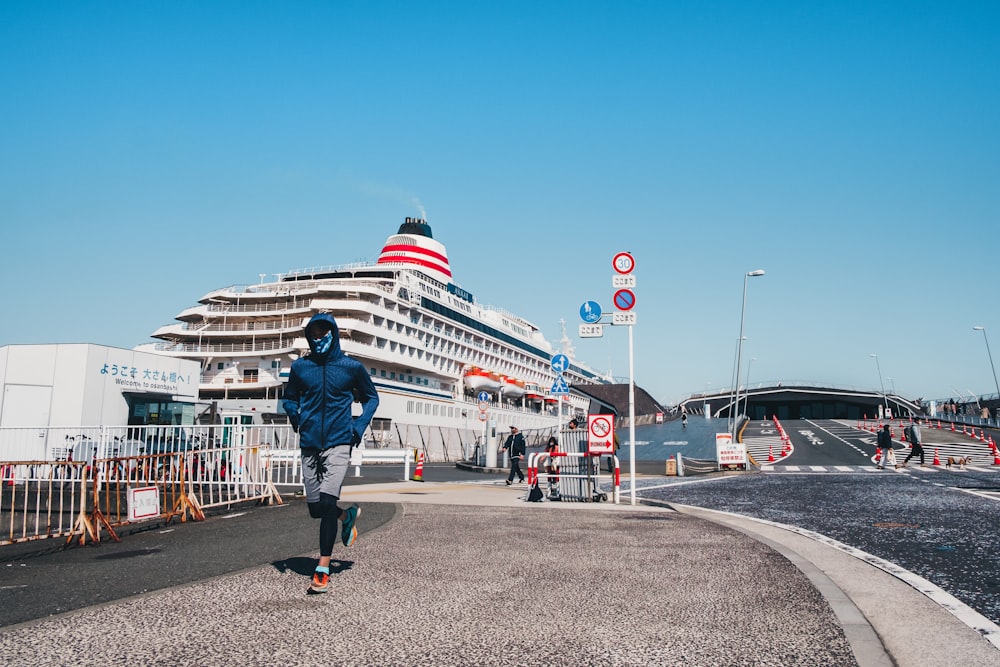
[283,313,380,593]
[501,426,526,485]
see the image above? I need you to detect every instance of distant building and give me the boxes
[0,343,199,430]
[573,384,667,422]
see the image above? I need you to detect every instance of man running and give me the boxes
[283,313,380,594]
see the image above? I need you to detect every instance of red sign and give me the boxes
[587,414,615,454]
[613,289,636,311]
[612,252,635,274]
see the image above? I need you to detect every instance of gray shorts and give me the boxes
[300,446,351,503]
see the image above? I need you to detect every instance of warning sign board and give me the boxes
[128,486,160,522]
[715,433,747,470]
[587,414,615,454]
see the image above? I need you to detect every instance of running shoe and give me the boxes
[308,570,330,594]
[341,505,360,547]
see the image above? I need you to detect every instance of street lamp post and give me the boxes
[733,270,765,437]
[870,353,888,418]
[973,326,1000,404]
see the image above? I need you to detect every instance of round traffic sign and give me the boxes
[477,391,491,402]
[478,400,489,412]
[590,416,612,438]
[579,300,602,323]
[612,252,635,275]
[478,412,488,422]
[613,288,636,311]
[550,353,569,373]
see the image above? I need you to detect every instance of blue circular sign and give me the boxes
[477,391,491,402]
[579,300,602,323]
[550,353,569,374]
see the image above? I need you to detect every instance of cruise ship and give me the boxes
[137,217,612,436]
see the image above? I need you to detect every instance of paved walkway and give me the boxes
[1,478,998,666]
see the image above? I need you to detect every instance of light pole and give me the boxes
[870,353,888,418]
[973,326,1000,403]
[733,270,765,437]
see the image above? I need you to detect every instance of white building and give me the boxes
[0,343,199,430]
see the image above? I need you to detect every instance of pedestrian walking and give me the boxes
[900,421,925,467]
[283,313,380,594]
[606,431,620,473]
[501,425,526,485]
[544,435,560,493]
[877,424,893,469]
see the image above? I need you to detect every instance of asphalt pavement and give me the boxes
[1,451,999,666]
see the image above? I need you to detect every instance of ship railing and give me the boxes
[146,339,297,354]
[206,300,313,314]
[176,320,303,333]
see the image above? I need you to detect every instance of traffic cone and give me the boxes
[411,450,425,482]
[901,429,907,442]
[980,429,987,442]
[950,422,956,432]
[767,444,775,462]
[933,448,941,466]
[994,448,1000,466]
[937,420,942,429]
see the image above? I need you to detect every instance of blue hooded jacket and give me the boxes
[282,313,380,450]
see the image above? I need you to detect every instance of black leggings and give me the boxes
[309,492,343,557]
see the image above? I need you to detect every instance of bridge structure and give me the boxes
[679,382,923,421]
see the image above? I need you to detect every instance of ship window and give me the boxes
[217,363,225,370]
[408,375,413,383]
[390,372,396,380]
[271,361,281,369]
[406,401,414,413]
[415,403,422,414]
[370,368,376,376]
[380,370,387,378]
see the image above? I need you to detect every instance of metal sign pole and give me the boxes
[628,322,636,505]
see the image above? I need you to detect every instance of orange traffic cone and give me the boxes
[767,444,775,462]
[980,429,987,442]
[933,448,941,466]
[950,422,956,432]
[411,450,425,482]
[937,420,942,429]
[994,448,1000,466]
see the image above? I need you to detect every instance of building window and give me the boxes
[217,362,225,370]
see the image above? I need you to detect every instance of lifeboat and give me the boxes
[524,382,545,402]
[501,377,525,398]
[464,367,501,392]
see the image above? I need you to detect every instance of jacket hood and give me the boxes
[304,312,342,358]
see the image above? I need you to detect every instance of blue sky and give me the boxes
[2,1,999,407]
